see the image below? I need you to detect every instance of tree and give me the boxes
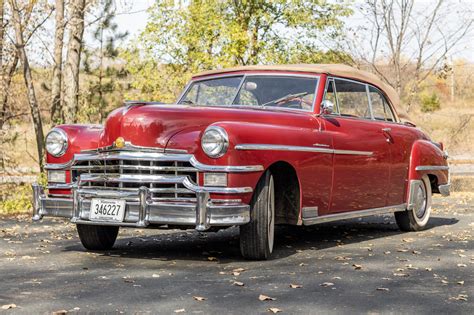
[50,0,65,123]
[63,0,86,123]
[350,0,473,111]
[123,0,352,102]
[81,0,128,122]
[8,0,45,171]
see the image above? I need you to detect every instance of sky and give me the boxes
[111,0,473,63]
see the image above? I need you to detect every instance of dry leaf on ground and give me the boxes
[290,284,302,289]
[320,282,334,287]
[352,264,362,270]
[174,309,185,313]
[259,294,276,301]
[193,296,207,301]
[268,307,282,313]
[233,281,244,286]
[1,304,17,310]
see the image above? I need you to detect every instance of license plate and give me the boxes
[89,199,126,222]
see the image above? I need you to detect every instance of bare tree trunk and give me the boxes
[9,0,44,172]
[63,0,86,123]
[50,0,65,123]
[0,55,19,128]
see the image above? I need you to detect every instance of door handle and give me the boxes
[382,128,393,143]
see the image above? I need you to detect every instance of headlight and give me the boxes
[201,126,229,158]
[45,128,68,157]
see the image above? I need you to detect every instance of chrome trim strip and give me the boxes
[333,149,374,156]
[302,204,407,225]
[407,180,423,210]
[48,183,73,190]
[189,157,263,172]
[235,144,373,156]
[415,165,449,171]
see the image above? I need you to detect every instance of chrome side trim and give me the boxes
[235,144,333,154]
[47,183,73,190]
[333,149,373,156]
[415,165,449,171]
[302,204,406,225]
[189,157,263,172]
[235,144,373,156]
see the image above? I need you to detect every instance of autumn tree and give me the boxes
[349,0,473,111]
[123,0,352,102]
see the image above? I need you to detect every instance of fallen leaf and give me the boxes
[259,294,276,301]
[193,296,207,302]
[320,282,334,287]
[450,294,468,301]
[207,256,218,261]
[441,280,449,284]
[52,311,67,315]
[376,287,390,291]
[174,309,185,313]
[393,273,409,277]
[232,267,245,276]
[1,304,17,310]
[457,281,465,285]
[233,281,244,286]
[267,308,282,313]
[425,268,433,271]
[290,284,302,289]
[152,274,160,278]
[352,264,362,270]
[457,264,467,267]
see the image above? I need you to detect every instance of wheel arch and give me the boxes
[259,161,301,225]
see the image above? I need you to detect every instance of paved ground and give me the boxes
[0,193,473,314]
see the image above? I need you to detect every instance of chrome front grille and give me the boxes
[72,155,198,201]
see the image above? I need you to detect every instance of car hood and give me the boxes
[99,104,312,149]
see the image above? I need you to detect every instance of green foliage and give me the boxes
[420,93,441,113]
[0,184,32,214]
[79,0,129,123]
[122,0,352,102]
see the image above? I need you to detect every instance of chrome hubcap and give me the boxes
[413,182,427,219]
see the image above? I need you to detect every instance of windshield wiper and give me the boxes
[260,92,308,107]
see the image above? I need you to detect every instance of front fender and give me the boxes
[408,139,449,194]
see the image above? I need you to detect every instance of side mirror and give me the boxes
[320,100,334,115]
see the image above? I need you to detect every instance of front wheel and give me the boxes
[76,224,119,250]
[239,171,275,260]
[395,175,432,231]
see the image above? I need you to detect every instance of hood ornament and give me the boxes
[114,137,125,149]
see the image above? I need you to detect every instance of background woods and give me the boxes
[0,0,473,213]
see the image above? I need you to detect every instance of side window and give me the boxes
[369,86,395,122]
[324,79,338,114]
[334,79,371,119]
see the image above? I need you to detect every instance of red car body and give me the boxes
[33,64,450,259]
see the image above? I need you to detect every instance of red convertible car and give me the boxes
[33,64,450,260]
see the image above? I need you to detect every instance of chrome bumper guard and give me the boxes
[32,183,251,231]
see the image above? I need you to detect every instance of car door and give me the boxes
[322,78,391,213]
[368,85,419,206]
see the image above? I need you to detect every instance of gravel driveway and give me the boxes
[0,193,472,314]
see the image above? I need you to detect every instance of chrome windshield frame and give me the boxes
[177,72,321,113]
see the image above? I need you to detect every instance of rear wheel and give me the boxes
[76,224,119,250]
[395,175,432,231]
[240,171,275,260]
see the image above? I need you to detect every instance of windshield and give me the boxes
[178,75,319,111]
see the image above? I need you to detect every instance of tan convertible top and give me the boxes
[194,64,407,119]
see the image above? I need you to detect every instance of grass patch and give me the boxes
[0,183,33,215]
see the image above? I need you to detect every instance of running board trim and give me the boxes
[302,204,407,225]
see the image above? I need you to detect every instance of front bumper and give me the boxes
[32,184,250,231]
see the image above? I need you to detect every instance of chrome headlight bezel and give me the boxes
[45,128,68,157]
[201,126,229,158]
